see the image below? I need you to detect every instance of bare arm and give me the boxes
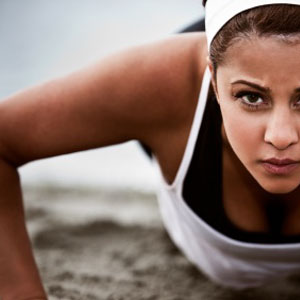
[0,159,47,299]
[0,32,203,299]
[0,33,202,167]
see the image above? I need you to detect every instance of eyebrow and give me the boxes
[232,80,300,95]
[231,80,271,93]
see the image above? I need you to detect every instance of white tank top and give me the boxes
[152,66,300,289]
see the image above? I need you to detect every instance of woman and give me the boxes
[2,0,300,298]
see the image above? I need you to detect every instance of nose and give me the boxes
[264,109,299,150]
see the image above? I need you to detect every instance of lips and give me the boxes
[263,158,298,165]
[261,158,300,175]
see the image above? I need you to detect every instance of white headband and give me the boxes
[205,0,300,51]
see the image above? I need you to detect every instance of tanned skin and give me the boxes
[0,32,207,299]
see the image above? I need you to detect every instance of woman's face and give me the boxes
[212,35,300,195]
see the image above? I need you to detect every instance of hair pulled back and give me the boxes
[202,1,300,75]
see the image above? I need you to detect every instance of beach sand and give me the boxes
[23,186,300,300]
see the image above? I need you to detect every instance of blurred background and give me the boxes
[0,0,204,192]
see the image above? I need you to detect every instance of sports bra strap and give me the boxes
[174,66,211,193]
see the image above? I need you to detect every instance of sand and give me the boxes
[23,185,300,300]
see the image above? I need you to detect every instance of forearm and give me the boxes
[0,159,47,300]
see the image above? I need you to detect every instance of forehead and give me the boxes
[218,35,300,82]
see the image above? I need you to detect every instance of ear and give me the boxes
[206,56,220,105]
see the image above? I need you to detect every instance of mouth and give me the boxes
[263,158,299,165]
[261,161,299,175]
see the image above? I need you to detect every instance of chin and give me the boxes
[246,163,300,195]
[258,178,300,195]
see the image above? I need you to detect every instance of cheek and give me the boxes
[221,107,261,163]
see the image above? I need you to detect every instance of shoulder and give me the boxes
[136,33,209,182]
[126,32,208,148]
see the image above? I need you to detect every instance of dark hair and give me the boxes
[202,2,300,77]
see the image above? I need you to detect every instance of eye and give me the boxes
[234,91,265,110]
[242,93,262,103]
[293,97,300,108]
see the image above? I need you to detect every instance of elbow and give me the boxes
[0,141,28,169]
